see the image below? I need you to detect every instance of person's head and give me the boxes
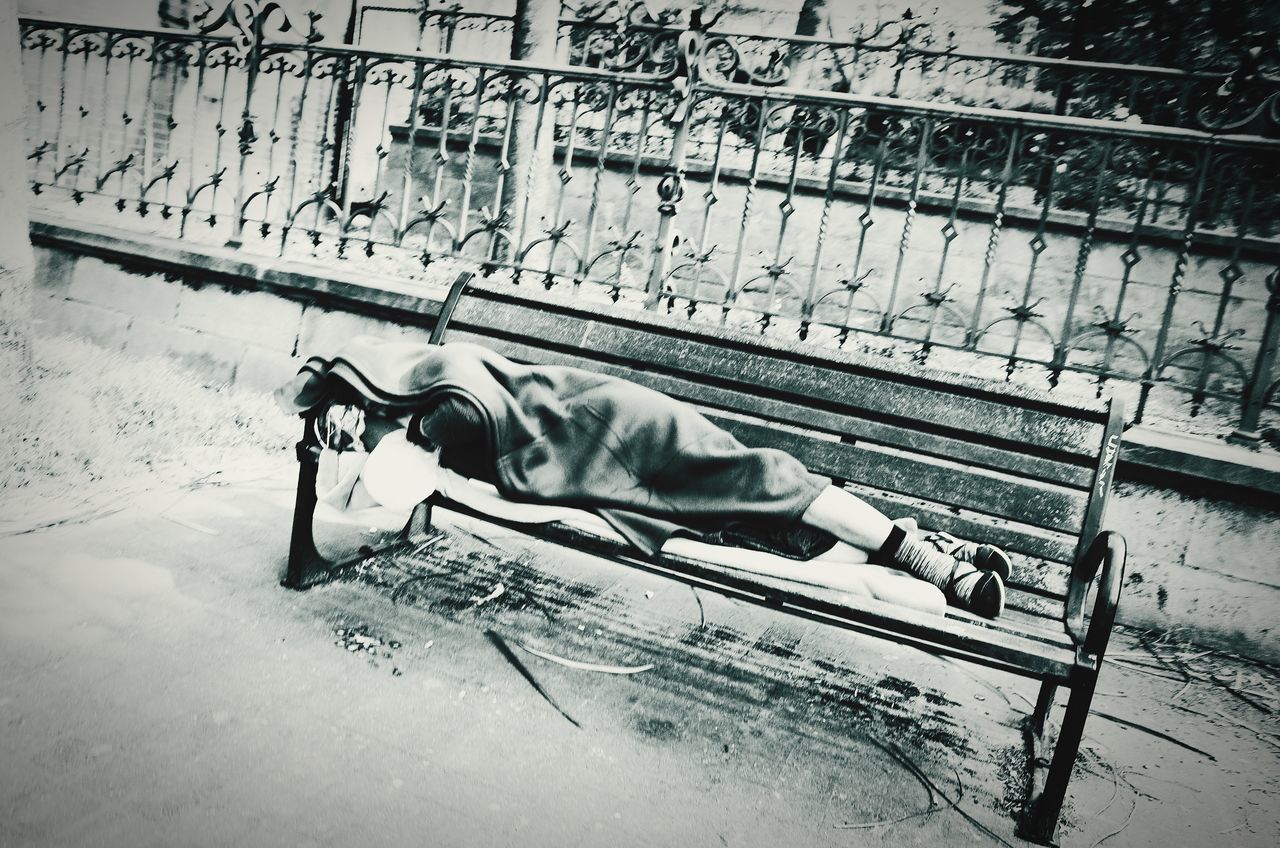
[357,406,415,453]
[408,394,487,452]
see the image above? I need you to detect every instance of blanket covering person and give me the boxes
[276,336,834,557]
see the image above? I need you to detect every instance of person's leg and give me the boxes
[800,486,897,550]
[800,486,1005,617]
[866,515,1012,581]
[810,540,869,563]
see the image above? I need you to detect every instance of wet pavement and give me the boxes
[1,454,1277,847]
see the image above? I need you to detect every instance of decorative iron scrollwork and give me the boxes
[1197,43,1280,135]
[654,172,684,214]
[16,6,1280,437]
[194,1,321,57]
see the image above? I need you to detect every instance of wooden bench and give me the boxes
[282,271,1127,844]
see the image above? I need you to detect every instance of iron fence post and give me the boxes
[224,15,262,247]
[501,0,558,265]
[645,25,700,308]
[326,1,362,214]
[1231,266,1280,442]
[440,2,459,53]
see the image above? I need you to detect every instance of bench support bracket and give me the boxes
[282,419,336,590]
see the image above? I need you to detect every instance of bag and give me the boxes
[314,404,374,511]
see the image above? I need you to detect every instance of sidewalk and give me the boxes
[1,455,1277,847]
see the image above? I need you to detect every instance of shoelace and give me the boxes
[923,530,976,562]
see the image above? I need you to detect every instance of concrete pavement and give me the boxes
[1,455,1277,847]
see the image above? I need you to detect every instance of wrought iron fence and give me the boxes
[18,5,1280,439]
[399,2,1280,135]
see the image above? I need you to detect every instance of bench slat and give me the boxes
[713,418,1089,535]
[841,486,1076,603]
[1004,591,1067,621]
[840,485,1078,566]
[449,329,1096,489]
[655,550,1078,678]
[428,497,1080,680]
[450,298,1108,459]
[583,362,1094,490]
[427,499,1080,676]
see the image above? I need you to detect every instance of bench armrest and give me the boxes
[1063,531,1127,658]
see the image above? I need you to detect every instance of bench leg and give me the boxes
[403,499,436,546]
[1019,667,1097,845]
[282,436,334,590]
[1030,678,1058,739]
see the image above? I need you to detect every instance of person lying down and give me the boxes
[311,423,947,615]
[276,336,1013,619]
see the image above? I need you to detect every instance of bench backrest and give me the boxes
[421,274,1124,620]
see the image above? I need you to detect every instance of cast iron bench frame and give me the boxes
[283,271,1127,844]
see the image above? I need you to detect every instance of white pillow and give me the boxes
[359,429,442,511]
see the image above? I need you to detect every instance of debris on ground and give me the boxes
[471,582,506,608]
[486,629,581,729]
[332,622,403,675]
[517,642,654,675]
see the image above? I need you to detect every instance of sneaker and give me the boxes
[947,567,1006,619]
[922,531,1012,582]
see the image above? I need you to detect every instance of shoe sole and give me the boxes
[974,544,1012,582]
[973,571,1006,619]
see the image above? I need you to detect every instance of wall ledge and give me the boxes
[1121,426,1280,500]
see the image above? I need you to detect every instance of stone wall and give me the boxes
[29,226,1280,664]
[1112,479,1279,658]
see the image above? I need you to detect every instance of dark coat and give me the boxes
[277,337,829,554]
